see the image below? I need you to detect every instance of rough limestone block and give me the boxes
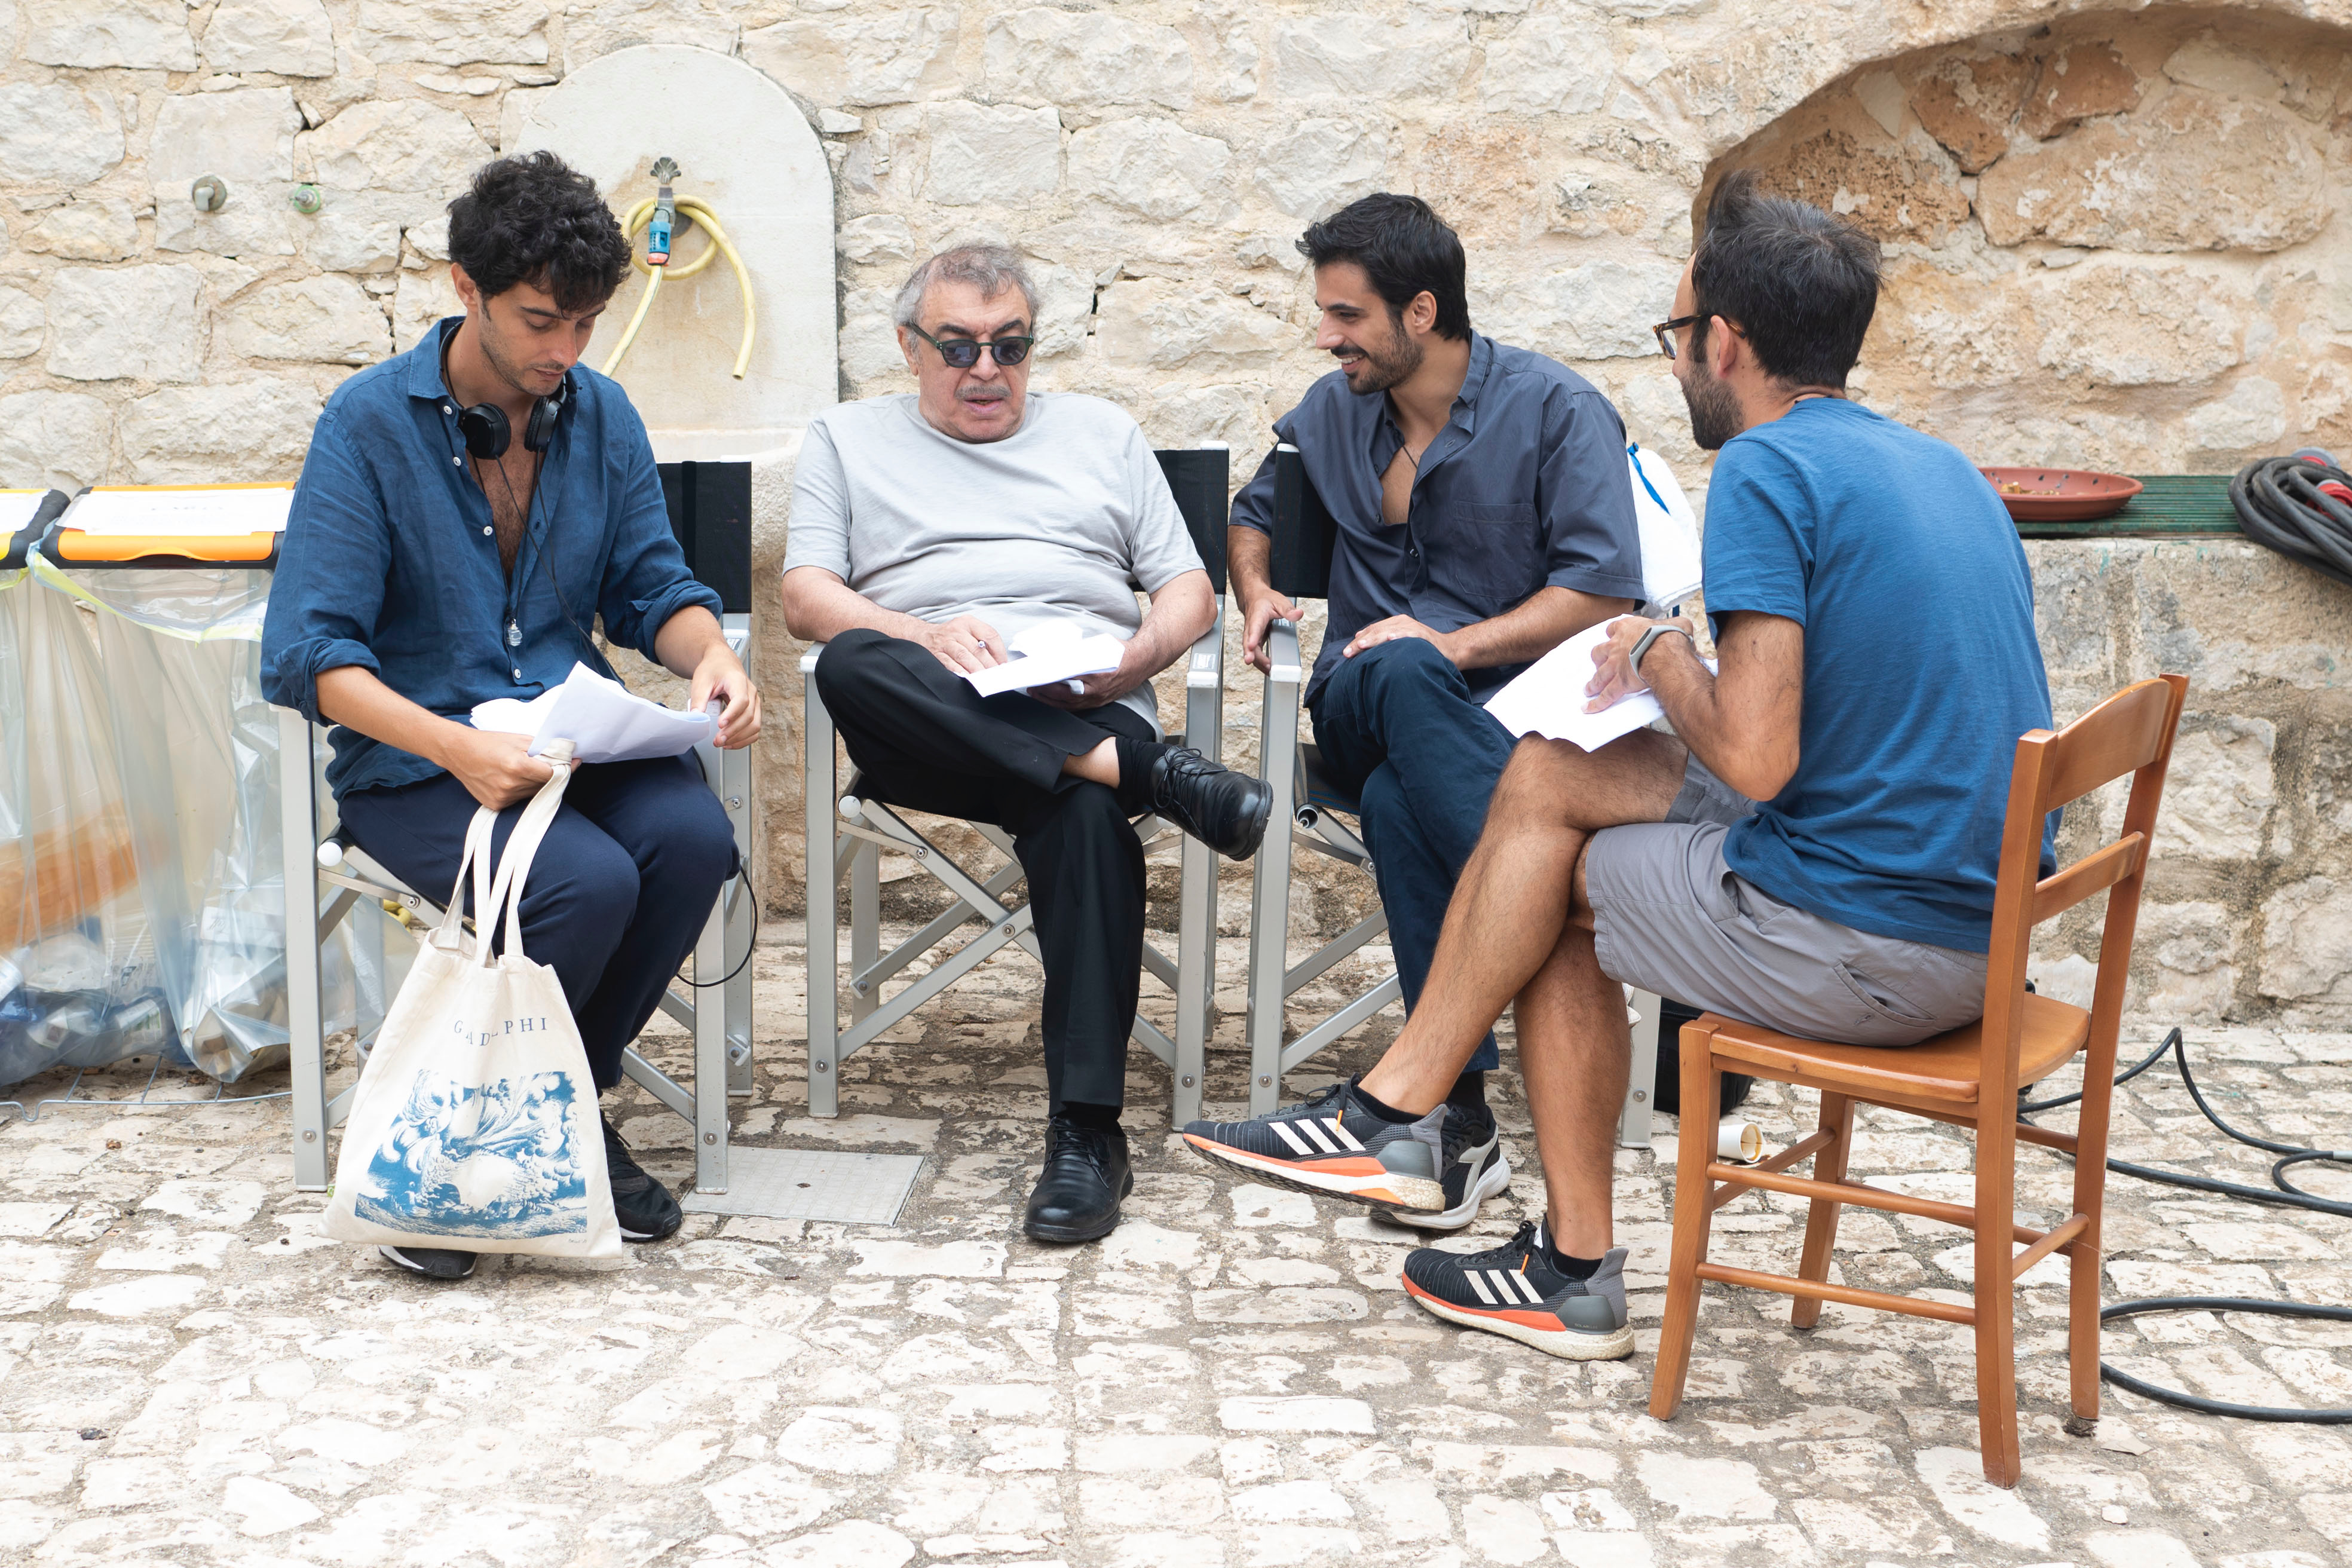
[227,276,390,366]
[1067,118,1232,220]
[0,287,42,360]
[837,287,904,387]
[0,82,127,187]
[47,265,203,384]
[2136,901,2238,1023]
[148,88,303,258]
[2016,42,2142,139]
[2158,719,2277,862]
[1097,279,1288,372]
[1977,90,2328,253]
[561,0,740,74]
[984,9,1194,112]
[1907,52,2036,173]
[1257,120,1390,220]
[23,198,141,263]
[201,0,336,77]
[921,102,1062,207]
[0,391,112,490]
[390,265,461,353]
[298,100,494,196]
[296,192,440,274]
[1273,17,1478,102]
[2031,261,2246,387]
[351,0,550,67]
[743,8,961,110]
[2261,878,2352,1002]
[837,215,915,268]
[22,0,197,71]
[1031,264,1094,358]
[2163,38,2287,102]
[1481,13,1615,116]
[2183,377,2287,461]
[1481,259,1683,360]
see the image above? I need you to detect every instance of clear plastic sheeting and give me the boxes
[1,555,385,1088]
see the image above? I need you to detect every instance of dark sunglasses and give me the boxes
[909,324,1035,369]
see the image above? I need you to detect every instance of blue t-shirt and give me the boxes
[1702,398,2053,954]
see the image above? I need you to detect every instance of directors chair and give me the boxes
[1245,444,1670,1134]
[1649,673,2188,1488]
[801,449,1230,1127]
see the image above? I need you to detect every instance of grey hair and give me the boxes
[893,244,1040,329]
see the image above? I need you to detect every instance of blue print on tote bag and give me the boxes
[354,1067,589,1239]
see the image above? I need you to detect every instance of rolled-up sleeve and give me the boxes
[596,408,721,659]
[1230,444,1279,537]
[1537,389,1646,602]
[261,411,388,724]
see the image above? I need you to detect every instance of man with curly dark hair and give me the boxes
[264,151,761,1282]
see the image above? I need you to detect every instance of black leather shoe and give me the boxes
[1149,746,1273,860]
[1023,1116,1132,1244]
[603,1113,684,1242]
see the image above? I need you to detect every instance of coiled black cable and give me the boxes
[2230,455,2352,589]
[2022,1027,2352,1421]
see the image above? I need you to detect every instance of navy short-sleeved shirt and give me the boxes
[1231,334,1644,704]
[261,317,721,799]
[1704,397,2055,954]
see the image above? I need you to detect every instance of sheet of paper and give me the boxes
[64,486,296,537]
[1484,621,1708,753]
[0,490,50,538]
[471,662,713,764]
[961,621,1124,700]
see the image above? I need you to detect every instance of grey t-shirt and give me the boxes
[784,391,1205,730]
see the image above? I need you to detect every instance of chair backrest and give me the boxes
[1156,448,1230,598]
[657,460,754,614]
[1979,673,2189,1099]
[1270,444,1339,602]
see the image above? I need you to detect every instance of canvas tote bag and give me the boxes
[323,745,621,1258]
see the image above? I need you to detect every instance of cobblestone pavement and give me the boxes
[5,926,2352,1568]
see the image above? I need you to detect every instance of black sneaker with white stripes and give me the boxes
[1180,1079,1446,1214]
[1401,1220,1634,1361]
[1383,1101,1510,1230]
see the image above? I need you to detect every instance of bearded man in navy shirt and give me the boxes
[262,153,760,1281]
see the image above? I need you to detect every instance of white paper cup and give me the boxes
[1717,1122,1763,1163]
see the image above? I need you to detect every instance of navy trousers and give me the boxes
[814,628,1148,1113]
[1309,638,1515,1074]
[339,755,738,1092]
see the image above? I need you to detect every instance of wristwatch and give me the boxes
[1629,623,1692,676]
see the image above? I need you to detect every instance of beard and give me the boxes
[1340,330,1424,394]
[1677,356,1744,451]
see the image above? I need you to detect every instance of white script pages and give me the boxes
[471,662,713,763]
[961,620,1125,699]
[1484,621,1714,752]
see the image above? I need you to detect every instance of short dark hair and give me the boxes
[1689,170,1880,388]
[446,151,631,314]
[1298,193,1471,342]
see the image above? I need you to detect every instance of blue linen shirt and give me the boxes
[1230,333,1645,704]
[261,317,721,800]
[1702,397,2055,954]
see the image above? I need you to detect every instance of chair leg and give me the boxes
[2068,1234,2102,1428]
[804,672,841,1119]
[1649,1021,1722,1420]
[1974,1114,2024,1487]
[849,840,880,1025]
[1791,1091,1853,1330]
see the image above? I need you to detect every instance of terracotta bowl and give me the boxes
[1978,467,2143,523]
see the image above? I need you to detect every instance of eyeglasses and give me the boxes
[1652,316,1699,359]
[908,324,1036,369]
[1652,315,1744,360]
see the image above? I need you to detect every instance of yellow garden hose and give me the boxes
[602,192,756,380]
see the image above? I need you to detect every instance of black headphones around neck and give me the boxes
[442,320,569,459]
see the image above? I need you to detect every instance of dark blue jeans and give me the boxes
[1309,639,1514,1074]
[339,755,738,1092]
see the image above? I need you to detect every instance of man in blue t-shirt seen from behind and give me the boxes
[1180,171,2054,1363]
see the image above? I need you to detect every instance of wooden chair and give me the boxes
[1647,673,2188,1488]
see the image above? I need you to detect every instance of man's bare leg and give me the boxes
[1359,728,1686,1114]
[1512,847,1631,1258]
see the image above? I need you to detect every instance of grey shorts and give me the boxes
[1584,758,1988,1047]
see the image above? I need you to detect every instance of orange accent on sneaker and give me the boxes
[1403,1272,1565,1333]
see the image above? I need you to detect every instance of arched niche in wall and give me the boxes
[509,45,837,461]
[1697,8,2352,474]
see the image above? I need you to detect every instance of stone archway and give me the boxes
[1698,7,2352,474]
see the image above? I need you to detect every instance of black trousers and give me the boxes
[815,628,1152,1112]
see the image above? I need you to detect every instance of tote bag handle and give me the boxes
[431,807,500,954]
[476,740,577,969]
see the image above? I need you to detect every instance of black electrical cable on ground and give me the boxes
[2230,455,2352,589]
[2020,1026,2352,1422]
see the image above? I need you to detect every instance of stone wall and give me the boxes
[4,1,2350,1022]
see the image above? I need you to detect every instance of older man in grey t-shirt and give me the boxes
[781,244,1272,1247]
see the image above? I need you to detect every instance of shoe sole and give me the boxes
[1024,1173,1134,1244]
[378,1244,476,1281]
[620,1220,680,1244]
[1403,1273,1636,1361]
[1383,1148,1512,1231]
[1183,1135,1446,1214]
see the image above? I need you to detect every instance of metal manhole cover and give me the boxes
[679,1147,925,1225]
